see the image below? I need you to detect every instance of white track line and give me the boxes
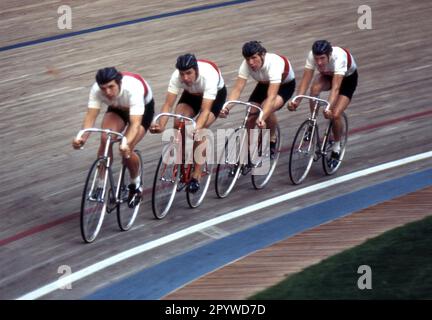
[17,151,432,300]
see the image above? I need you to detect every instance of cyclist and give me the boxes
[149,53,226,193]
[72,67,155,207]
[288,40,358,163]
[220,40,296,158]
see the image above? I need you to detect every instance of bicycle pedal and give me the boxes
[177,182,186,192]
[128,195,141,208]
[252,160,263,168]
[241,165,252,176]
[328,158,341,169]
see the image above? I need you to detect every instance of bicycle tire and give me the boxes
[322,113,348,175]
[187,160,214,208]
[80,158,109,243]
[215,128,246,198]
[251,124,282,189]
[288,120,318,185]
[152,145,180,219]
[117,150,143,231]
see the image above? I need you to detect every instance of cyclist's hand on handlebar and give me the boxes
[256,118,266,129]
[72,137,85,149]
[149,123,164,134]
[186,125,198,140]
[219,108,229,118]
[120,143,131,159]
[323,108,333,119]
[287,100,299,111]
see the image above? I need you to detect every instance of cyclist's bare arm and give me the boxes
[150,92,177,133]
[220,77,247,117]
[288,68,314,110]
[72,108,100,149]
[196,98,213,130]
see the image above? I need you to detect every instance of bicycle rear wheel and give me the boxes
[187,161,214,208]
[322,113,348,175]
[215,128,246,198]
[80,158,109,243]
[251,125,282,189]
[152,145,179,219]
[288,120,318,185]
[117,150,143,231]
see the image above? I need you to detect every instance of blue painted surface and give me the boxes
[0,0,254,52]
[87,168,432,299]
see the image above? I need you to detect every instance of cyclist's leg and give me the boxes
[100,109,127,158]
[124,125,145,179]
[122,124,145,206]
[309,74,331,113]
[174,91,198,129]
[260,96,284,139]
[323,95,349,166]
[191,107,218,180]
[247,83,266,128]
[99,109,126,182]
[179,103,202,192]
[329,95,350,141]
[191,118,213,183]
[325,71,357,152]
[174,102,196,139]
[191,86,226,179]
[245,87,262,166]
[247,83,284,139]
[175,96,199,189]
[204,86,226,128]
[265,79,296,140]
[174,92,204,184]
[124,99,155,189]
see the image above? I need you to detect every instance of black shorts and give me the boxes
[339,70,358,100]
[249,79,296,108]
[178,86,227,118]
[107,98,155,131]
[324,70,358,100]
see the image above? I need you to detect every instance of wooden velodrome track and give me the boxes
[1,0,432,299]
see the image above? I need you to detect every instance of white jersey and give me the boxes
[88,73,153,116]
[167,60,225,100]
[305,46,357,76]
[238,52,295,84]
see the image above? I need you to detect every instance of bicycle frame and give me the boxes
[291,95,332,158]
[76,128,128,208]
[221,100,265,165]
[152,113,197,187]
[221,100,264,129]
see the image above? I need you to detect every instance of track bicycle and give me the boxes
[151,113,213,219]
[215,100,282,198]
[75,128,143,243]
[288,95,348,185]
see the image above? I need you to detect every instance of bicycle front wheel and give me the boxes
[251,125,282,189]
[322,113,348,175]
[80,158,109,243]
[215,128,245,198]
[288,120,318,185]
[117,150,143,231]
[152,145,180,219]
